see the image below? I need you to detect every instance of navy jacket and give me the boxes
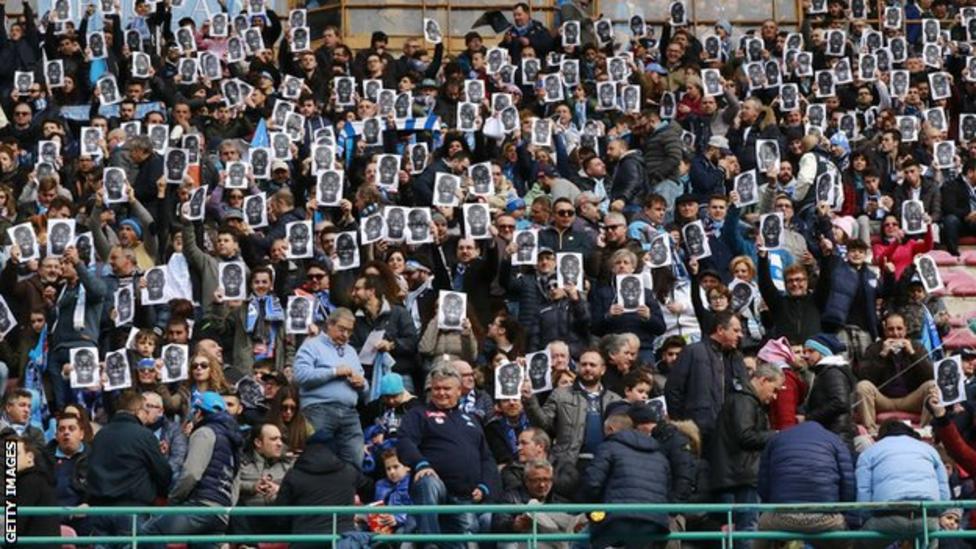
[664,338,749,437]
[86,413,172,506]
[758,421,856,504]
[582,429,671,529]
[689,154,727,203]
[819,254,879,338]
[397,403,501,499]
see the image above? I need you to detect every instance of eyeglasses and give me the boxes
[555,209,575,217]
[497,224,515,230]
[307,273,326,280]
[605,224,624,230]
[14,111,30,116]
[192,362,210,370]
[281,404,297,411]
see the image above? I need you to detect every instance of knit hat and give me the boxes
[379,373,405,396]
[804,333,846,357]
[832,216,856,240]
[136,358,156,370]
[715,20,733,35]
[757,337,796,368]
[119,218,143,239]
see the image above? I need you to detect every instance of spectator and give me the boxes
[756,421,856,548]
[710,363,783,549]
[665,311,750,440]
[142,390,188,482]
[855,313,935,436]
[44,412,91,535]
[582,405,673,548]
[231,422,294,537]
[275,429,366,548]
[493,458,582,546]
[398,364,500,547]
[87,391,172,540]
[0,388,45,448]
[523,349,622,474]
[293,308,369,468]
[140,391,244,544]
[11,436,60,547]
[855,420,950,549]
[802,334,858,445]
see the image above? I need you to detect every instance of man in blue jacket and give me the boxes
[756,421,855,547]
[397,364,500,549]
[856,420,950,549]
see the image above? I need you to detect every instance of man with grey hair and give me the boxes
[142,391,188,482]
[123,134,164,206]
[293,308,369,469]
[398,364,500,548]
[492,458,582,547]
[710,362,783,549]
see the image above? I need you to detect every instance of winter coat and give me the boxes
[768,368,808,431]
[642,121,684,185]
[238,450,294,507]
[758,421,855,504]
[275,439,363,547]
[689,154,727,202]
[806,356,858,443]
[86,412,172,506]
[709,380,775,491]
[856,435,951,503]
[757,254,824,344]
[664,338,749,437]
[397,403,501,499]
[44,441,90,506]
[524,382,622,466]
[819,255,879,338]
[609,151,648,205]
[350,300,419,377]
[857,339,932,398]
[653,422,698,503]
[15,466,59,549]
[582,429,671,529]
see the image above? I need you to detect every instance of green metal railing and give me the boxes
[15,500,976,546]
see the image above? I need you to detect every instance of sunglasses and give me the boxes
[307,273,326,280]
[555,210,575,217]
[192,362,210,370]
[281,404,297,411]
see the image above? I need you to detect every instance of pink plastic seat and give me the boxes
[931,249,960,266]
[945,328,976,349]
[60,524,77,549]
[943,270,976,297]
[258,544,291,549]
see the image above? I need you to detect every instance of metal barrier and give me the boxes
[13,500,976,546]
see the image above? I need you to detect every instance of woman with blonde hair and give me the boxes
[178,353,230,419]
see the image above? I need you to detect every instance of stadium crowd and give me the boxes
[7,0,976,547]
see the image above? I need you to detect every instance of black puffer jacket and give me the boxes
[350,300,419,377]
[582,429,671,529]
[653,422,698,503]
[275,438,364,548]
[609,151,648,205]
[709,380,775,491]
[805,356,857,444]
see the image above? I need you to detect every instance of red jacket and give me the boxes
[768,369,808,430]
[872,228,933,281]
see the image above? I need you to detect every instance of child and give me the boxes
[622,370,654,404]
[370,449,414,534]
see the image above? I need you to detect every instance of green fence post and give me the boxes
[332,511,338,544]
[132,513,139,549]
[726,509,734,549]
[922,504,930,549]
[531,509,538,549]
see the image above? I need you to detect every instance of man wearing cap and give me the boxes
[586,211,644,286]
[581,402,672,547]
[140,391,243,545]
[352,31,394,80]
[508,243,591,353]
[690,135,738,203]
[802,334,858,446]
[526,164,581,205]
[86,175,159,270]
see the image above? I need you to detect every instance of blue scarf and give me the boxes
[246,295,284,360]
[501,413,530,459]
[24,329,49,425]
[314,290,336,322]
